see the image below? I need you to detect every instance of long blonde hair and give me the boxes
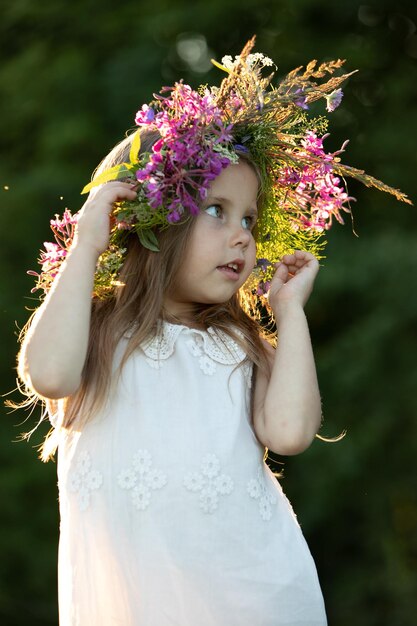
[17,130,274,460]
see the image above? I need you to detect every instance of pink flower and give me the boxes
[277,131,354,234]
[130,82,235,225]
[167,210,181,223]
[256,281,271,295]
[40,242,67,266]
[301,131,326,156]
[50,210,74,228]
[135,105,155,125]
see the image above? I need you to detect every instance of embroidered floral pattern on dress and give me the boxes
[247,465,277,521]
[186,335,203,357]
[185,336,216,374]
[199,354,216,375]
[183,453,234,514]
[118,449,168,511]
[68,451,103,512]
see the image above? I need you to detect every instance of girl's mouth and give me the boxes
[216,261,244,280]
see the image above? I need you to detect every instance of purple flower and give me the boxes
[256,258,272,272]
[293,88,309,110]
[213,123,234,144]
[135,104,155,125]
[256,280,271,296]
[130,82,235,226]
[234,144,249,154]
[278,167,301,186]
[325,89,343,112]
[167,210,181,223]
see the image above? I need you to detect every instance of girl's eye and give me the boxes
[204,205,256,230]
[242,215,256,230]
[205,205,222,218]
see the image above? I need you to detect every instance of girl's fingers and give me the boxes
[282,250,317,263]
[89,181,138,201]
[280,251,319,274]
[75,182,138,255]
[272,262,290,282]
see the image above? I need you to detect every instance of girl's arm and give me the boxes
[253,251,322,456]
[19,182,137,399]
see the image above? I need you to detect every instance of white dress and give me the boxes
[55,321,327,625]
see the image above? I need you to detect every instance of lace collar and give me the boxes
[141,321,247,365]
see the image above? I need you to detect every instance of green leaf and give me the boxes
[129,130,141,164]
[137,228,160,252]
[211,59,231,74]
[81,163,132,194]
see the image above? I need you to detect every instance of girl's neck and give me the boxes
[161,307,206,331]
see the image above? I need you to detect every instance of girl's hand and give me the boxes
[74,182,138,257]
[268,250,319,313]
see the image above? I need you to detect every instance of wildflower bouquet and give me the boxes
[30,36,410,301]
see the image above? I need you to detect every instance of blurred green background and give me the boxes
[1,0,416,624]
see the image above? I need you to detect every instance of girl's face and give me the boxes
[164,160,258,320]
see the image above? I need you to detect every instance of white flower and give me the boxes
[68,473,81,493]
[132,483,151,511]
[247,478,262,499]
[259,496,273,521]
[186,338,202,357]
[200,486,219,514]
[118,449,168,512]
[215,474,234,495]
[76,451,91,476]
[201,454,220,478]
[68,451,103,511]
[147,468,167,489]
[325,88,343,112]
[184,471,204,492]
[221,52,274,71]
[199,355,216,375]
[247,52,274,67]
[221,54,234,69]
[247,466,277,521]
[85,470,102,491]
[184,454,233,514]
[132,449,152,474]
[78,486,90,512]
[118,468,137,490]
[266,490,277,505]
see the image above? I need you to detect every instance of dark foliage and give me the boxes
[1,0,416,623]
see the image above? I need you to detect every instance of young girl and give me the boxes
[17,40,408,626]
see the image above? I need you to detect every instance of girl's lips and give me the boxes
[216,265,242,281]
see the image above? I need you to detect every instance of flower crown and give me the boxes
[30,37,410,305]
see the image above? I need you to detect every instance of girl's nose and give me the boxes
[230,223,251,248]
